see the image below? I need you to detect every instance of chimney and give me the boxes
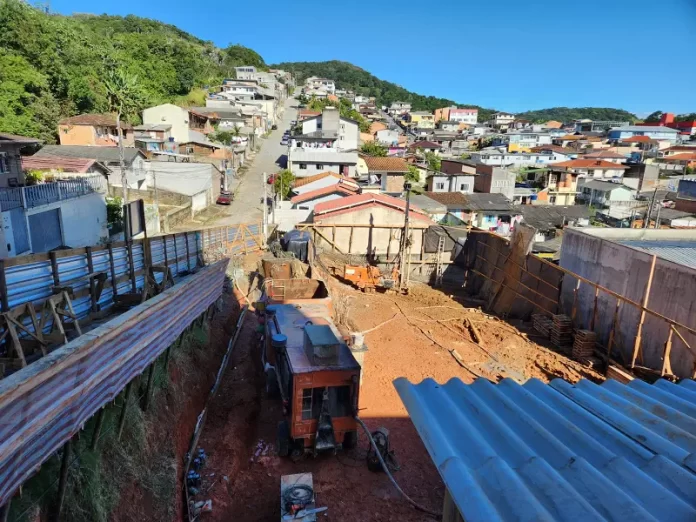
[660,113,675,125]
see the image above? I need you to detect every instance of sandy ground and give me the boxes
[190,252,603,521]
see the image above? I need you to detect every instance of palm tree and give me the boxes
[104,68,141,204]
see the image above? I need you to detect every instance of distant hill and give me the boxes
[0,0,265,142]
[272,60,497,121]
[515,107,637,124]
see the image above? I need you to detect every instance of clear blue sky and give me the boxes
[52,0,696,115]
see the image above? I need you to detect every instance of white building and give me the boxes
[449,108,478,125]
[507,132,552,151]
[304,77,336,94]
[492,112,515,128]
[389,102,412,115]
[427,172,475,194]
[375,129,400,146]
[470,150,561,167]
[234,66,257,80]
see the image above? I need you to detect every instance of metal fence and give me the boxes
[0,175,107,212]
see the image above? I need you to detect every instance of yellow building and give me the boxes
[410,111,435,128]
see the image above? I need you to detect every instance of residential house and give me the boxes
[375,129,400,146]
[491,112,515,130]
[655,153,696,173]
[133,124,173,153]
[552,134,603,150]
[544,121,563,129]
[221,80,259,100]
[290,184,359,212]
[408,194,449,222]
[369,121,388,134]
[438,121,461,132]
[142,104,214,144]
[424,192,521,235]
[0,133,107,256]
[578,180,637,209]
[581,149,626,163]
[146,161,222,213]
[607,125,680,144]
[474,164,516,200]
[292,171,360,195]
[574,119,630,133]
[299,107,360,150]
[310,193,431,255]
[304,77,336,94]
[409,111,435,129]
[34,145,147,189]
[22,156,110,179]
[409,140,442,154]
[634,113,696,137]
[549,159,629,185]
[426,172,475,194]
[660,145,696,157]
[512,187,537,205]
[535,171,580,206]
[449,108,478,125]
[234,66,257,80]
[298,109,321,121]
[529,145,579,160]
[363,156,409,193]
[388,102,412,116]
[507,132,552,152]
[470,151,559,168]
[58,114,134,147]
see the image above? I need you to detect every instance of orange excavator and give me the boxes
[342,265,400,293]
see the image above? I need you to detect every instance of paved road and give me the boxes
[215,97,297,225]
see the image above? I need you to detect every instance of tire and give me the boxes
[342,430,358,449]
[277,421,290,457]
[266,367,280,398]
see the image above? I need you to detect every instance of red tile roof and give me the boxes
[290,184,358,204]
[21,155,107,173]
[659,153,696,162]
[293,171,341,188]
[362,156,409,172]
[298,109,321,118]
[581,150,626,159]
[58,113,133,129]
[620,136,655,143]
[664,145,696,152]
[313,193,431,221]
[409,140,441,150]
[549,159,628,169]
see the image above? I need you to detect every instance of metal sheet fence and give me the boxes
[0,260,229,506]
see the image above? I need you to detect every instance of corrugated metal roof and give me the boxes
[617,240,696,270]
[394,376,696,522]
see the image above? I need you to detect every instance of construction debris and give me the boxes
[532,314,553,338]
[550,314,573,348]
[572,330,597,362]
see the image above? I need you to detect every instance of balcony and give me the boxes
[0,175,107,212]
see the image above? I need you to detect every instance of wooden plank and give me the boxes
[54,438,71,521]
[184,232,191,271]
[661,327,675,376]
[313,227,345,255]
[606,299,621,362]
[442,488,464,522]
[107,243,118,297]
[0,260,9,313]
[348,226,354,254]
[631,254,657,368]
[331,226,336,253]
[127,241,136,293]
[606,364,634,384]
[590,286,600,330]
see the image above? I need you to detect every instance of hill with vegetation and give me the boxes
[0,0,265,142]
[515,107,637,124]
[273,60,497,121]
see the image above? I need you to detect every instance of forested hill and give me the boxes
[0,0,265,142]
[515,107,637,123]
[272,60,497,121]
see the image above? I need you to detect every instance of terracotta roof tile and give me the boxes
[313,193,430,221]
[21,155,107,173]
[581,150,626,159]
[620,136,655,143]
[290,184,358,204]
[363,156,409,172]
[409,140,441,149]
[659,153,696,162]
[550,159,628,169]
[58,113,133,129]
[292,171,341,188]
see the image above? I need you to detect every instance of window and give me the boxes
[436,182,445,190]
[550,196,557,204]
[460,183,469,191]
[299,164,307,170]
[0,153,8,173]
[316,164,324,170]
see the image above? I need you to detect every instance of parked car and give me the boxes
[281,137,288,145]
[216,191,233,205]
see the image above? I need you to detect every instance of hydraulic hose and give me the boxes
[354,416,442,519]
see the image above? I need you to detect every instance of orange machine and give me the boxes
[342,265,399,293]
[262,281,361,461]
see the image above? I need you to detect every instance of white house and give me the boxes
[221,81,258,100]
[578,180,637,208]
[142,104,213,144]
[426,172,475,194]
[550,159,629,183]
[470,151,560,167]
[492,112,515,127]
[375,129,400,146]
[507,132,552,151]
[449,108,478,125]
[298,107,360,150]
[304,77,336,94]
[389,102,412,115]
[234,66,257,80]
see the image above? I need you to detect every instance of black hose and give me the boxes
[355,416,441,519]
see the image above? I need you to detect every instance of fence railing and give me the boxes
[0,175,108,212]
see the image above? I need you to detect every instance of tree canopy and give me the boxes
[515,107,637,124]
[0,0,267,142]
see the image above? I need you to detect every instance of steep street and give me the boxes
[214,96,297,225]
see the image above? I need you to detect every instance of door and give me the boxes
[9,208,30,255]
[28,209,62,253]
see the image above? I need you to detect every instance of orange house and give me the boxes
[58,114,134,147]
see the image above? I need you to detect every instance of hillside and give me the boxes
[515,107,637,124]
[0,0,265,142]
[272,60,497,121]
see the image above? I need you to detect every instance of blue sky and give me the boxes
[52,0,696,115]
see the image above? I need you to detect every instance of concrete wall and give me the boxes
[559,228,696,377]
[142,104,189,143]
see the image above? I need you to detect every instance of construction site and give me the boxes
[0,220,694,521]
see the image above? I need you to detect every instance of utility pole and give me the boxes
[644,186,658,229]
[263,171,268,240]
[151,168,159,228]
[398,182,412,291]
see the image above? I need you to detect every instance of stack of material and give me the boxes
[550,314,573,348]
[532,314,553,338]
[572,330,596,361]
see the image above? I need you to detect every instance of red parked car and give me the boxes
[216,191,233,205]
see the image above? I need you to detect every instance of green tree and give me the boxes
[425,151,441,172]
[644,111,663,123]
[406,165,421,184]
[360,141,387,157]
[460,153,471,160]
[274,169,295,199]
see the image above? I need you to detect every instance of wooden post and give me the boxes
[90,407,105,451]
[49,251,60,288]
[162,236,169,271]
[331,226,336,253]
[184,232,191,272]
[631,255,657,368]
[661,327,675,376]
[348,226,354,254]
[442,488,464,522]
[86,246,97,313]
[590,286,600,330]
[127,241,136,293]
[0,259,10,312]
[606,299,621,362]
[54,438,72,521]
[571,279,581,323]
[117,381,133,440]
[143,363,156,411]
[107,243,118,297]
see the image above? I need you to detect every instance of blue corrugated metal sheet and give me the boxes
[617,240,696,270]
[394,377,696,522]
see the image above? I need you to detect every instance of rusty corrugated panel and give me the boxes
[0,260,228,505]
[394,376,696,522]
